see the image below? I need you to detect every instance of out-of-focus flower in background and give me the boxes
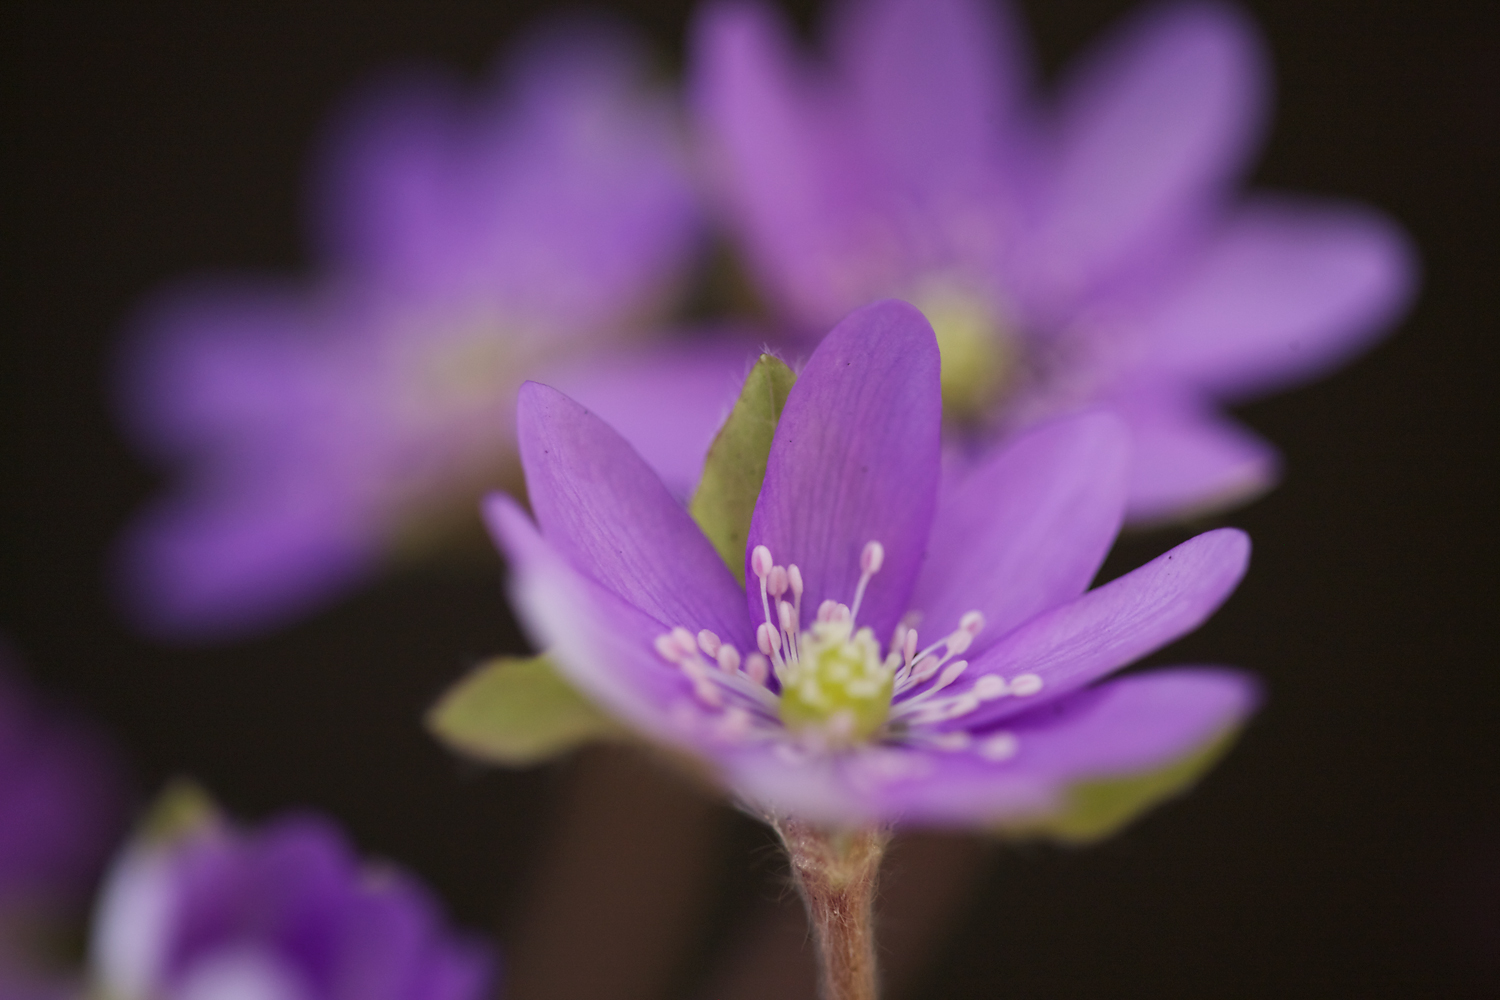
[0,645,131,998]
[484,302,1259,829]
[692,0,1417,522]
[116,18,754,641]
[89,786,494,1000]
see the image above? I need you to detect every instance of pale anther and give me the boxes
[978,732,1018,761]
[860,540,885,575]
[768,565,789,598]
[716,645,741,673]
[973,674,1008,700]
[745,653,770,685]
[787,565,804,599]
[697,630,721,656]
[653,634,679,662]
[756,621,781,654]
[670,626,697,656]
[750,545,774,579]
[1009,673,1043,696]
[959,610,985,633]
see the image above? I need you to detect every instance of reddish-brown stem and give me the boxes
[773,818,891,1000]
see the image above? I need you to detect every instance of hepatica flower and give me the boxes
[693,0,1416,521]
[487,301,1257,829]
[89,791,492,1000]
[0,649,130,997]
[117,20,746,639]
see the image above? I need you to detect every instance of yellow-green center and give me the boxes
[777,620,895,744]
[910,283,1019,422]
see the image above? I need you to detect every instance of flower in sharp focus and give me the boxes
[0,647,130,998]
[89,795,493,1000]
[692,0,1416,522]
[487,300,1258,827]
[116,18,754,640]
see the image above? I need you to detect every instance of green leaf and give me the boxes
[426,654,627,766]
[991,727,1245,845]
[689,353,797,583]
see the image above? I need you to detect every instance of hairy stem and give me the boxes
[773,818,891,1000]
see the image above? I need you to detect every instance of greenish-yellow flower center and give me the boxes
[777,619,896,744]
[910,282,1020,423]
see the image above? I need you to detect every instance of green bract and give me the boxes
[689,353,796,582]
[426,654,626,766]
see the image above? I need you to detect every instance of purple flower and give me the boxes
[116,20,752,640]
[89,806,493,1000]
[486,300,1257,827]
[0,648,130,998]
[692,0,1416,522]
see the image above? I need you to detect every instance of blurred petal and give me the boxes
[516,383,751,645]
[691,1,877,326]
[1135,197,1418,396]
[911,411,1129,650]
[115,482,379,641]
[951,528,1250,729]
[831,0,1028,204]
[1112,389,1279,524]
[1033,2,1267,302]
[541,333,765,498]
[748,301,941,639]
[317,20,698,323]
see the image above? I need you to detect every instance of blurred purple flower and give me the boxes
[487,301,1257,826]
[0,647,130,996]
[693,0,1417,521]
[117,20,753,640]
[89,807,493,1000]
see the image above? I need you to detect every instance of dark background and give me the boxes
[2,1,1495,997]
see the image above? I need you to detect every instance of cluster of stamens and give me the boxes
[652,539,1044,762]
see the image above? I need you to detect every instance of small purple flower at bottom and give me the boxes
[0,648,130,999]
[487,300,1257,828]
[89,805,493,1000]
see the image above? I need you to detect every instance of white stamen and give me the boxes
[654,634,680,662]
[817,600,838,623]
[1009,673,1043,696]
[697,630,721,656]
[750,545,774,580]
[978,732,1018,761]
[788,565,804,601]
[716,645,741,674]
[756,622,780,655]
[973,674,1008,700]
[959,610,985,634]
[745,653,770,685]
[849,540,884,622]
[768,565,789,599]
[903,629,918,667]
[670,627,697,656]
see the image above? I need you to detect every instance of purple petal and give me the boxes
[515,383,751,646]
[316,22,698,323]
[748,301,941,640]
[1133,197,1418,397]
[910,411,1130,651]
[114,482,379,641]
[540,333,765,499]
[691,1,879,327]
[484,494,719,747]
[995,666,1258,777]
[1031,2,1266,304]
[947,527,1250,729]
[830,0,1029,206]
[716,741,1053,828]
[1111,389,1279,524]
